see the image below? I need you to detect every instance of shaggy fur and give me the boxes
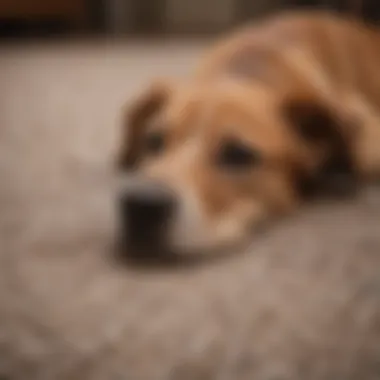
[1,40,380,380]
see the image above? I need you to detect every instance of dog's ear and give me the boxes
[284,99,345,147]
[283,97,358,198]
[117,79,173,170]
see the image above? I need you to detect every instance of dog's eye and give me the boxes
[217,140,261,170]
[145,132,165,155]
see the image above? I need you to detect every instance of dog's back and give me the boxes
[196,12,380,96]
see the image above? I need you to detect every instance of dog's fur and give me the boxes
[117,11,380,257]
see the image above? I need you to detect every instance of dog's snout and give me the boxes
[122,191,174,231]
[119,179,176,250]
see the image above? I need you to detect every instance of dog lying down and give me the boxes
[116,10,380,262]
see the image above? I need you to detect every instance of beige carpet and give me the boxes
[1,39,380,380]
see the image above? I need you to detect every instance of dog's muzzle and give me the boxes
[118,177,177,260]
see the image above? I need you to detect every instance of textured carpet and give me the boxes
[0,39,380,380]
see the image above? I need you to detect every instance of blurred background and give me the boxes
[0,0,377,40]
[0,3,380,379]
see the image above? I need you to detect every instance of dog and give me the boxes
[116,10,380,261]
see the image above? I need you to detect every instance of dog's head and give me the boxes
[116,78,356,261]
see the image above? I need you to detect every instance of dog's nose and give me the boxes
[119,180,176,250]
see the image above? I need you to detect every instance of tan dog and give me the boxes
[116,11,380,260]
